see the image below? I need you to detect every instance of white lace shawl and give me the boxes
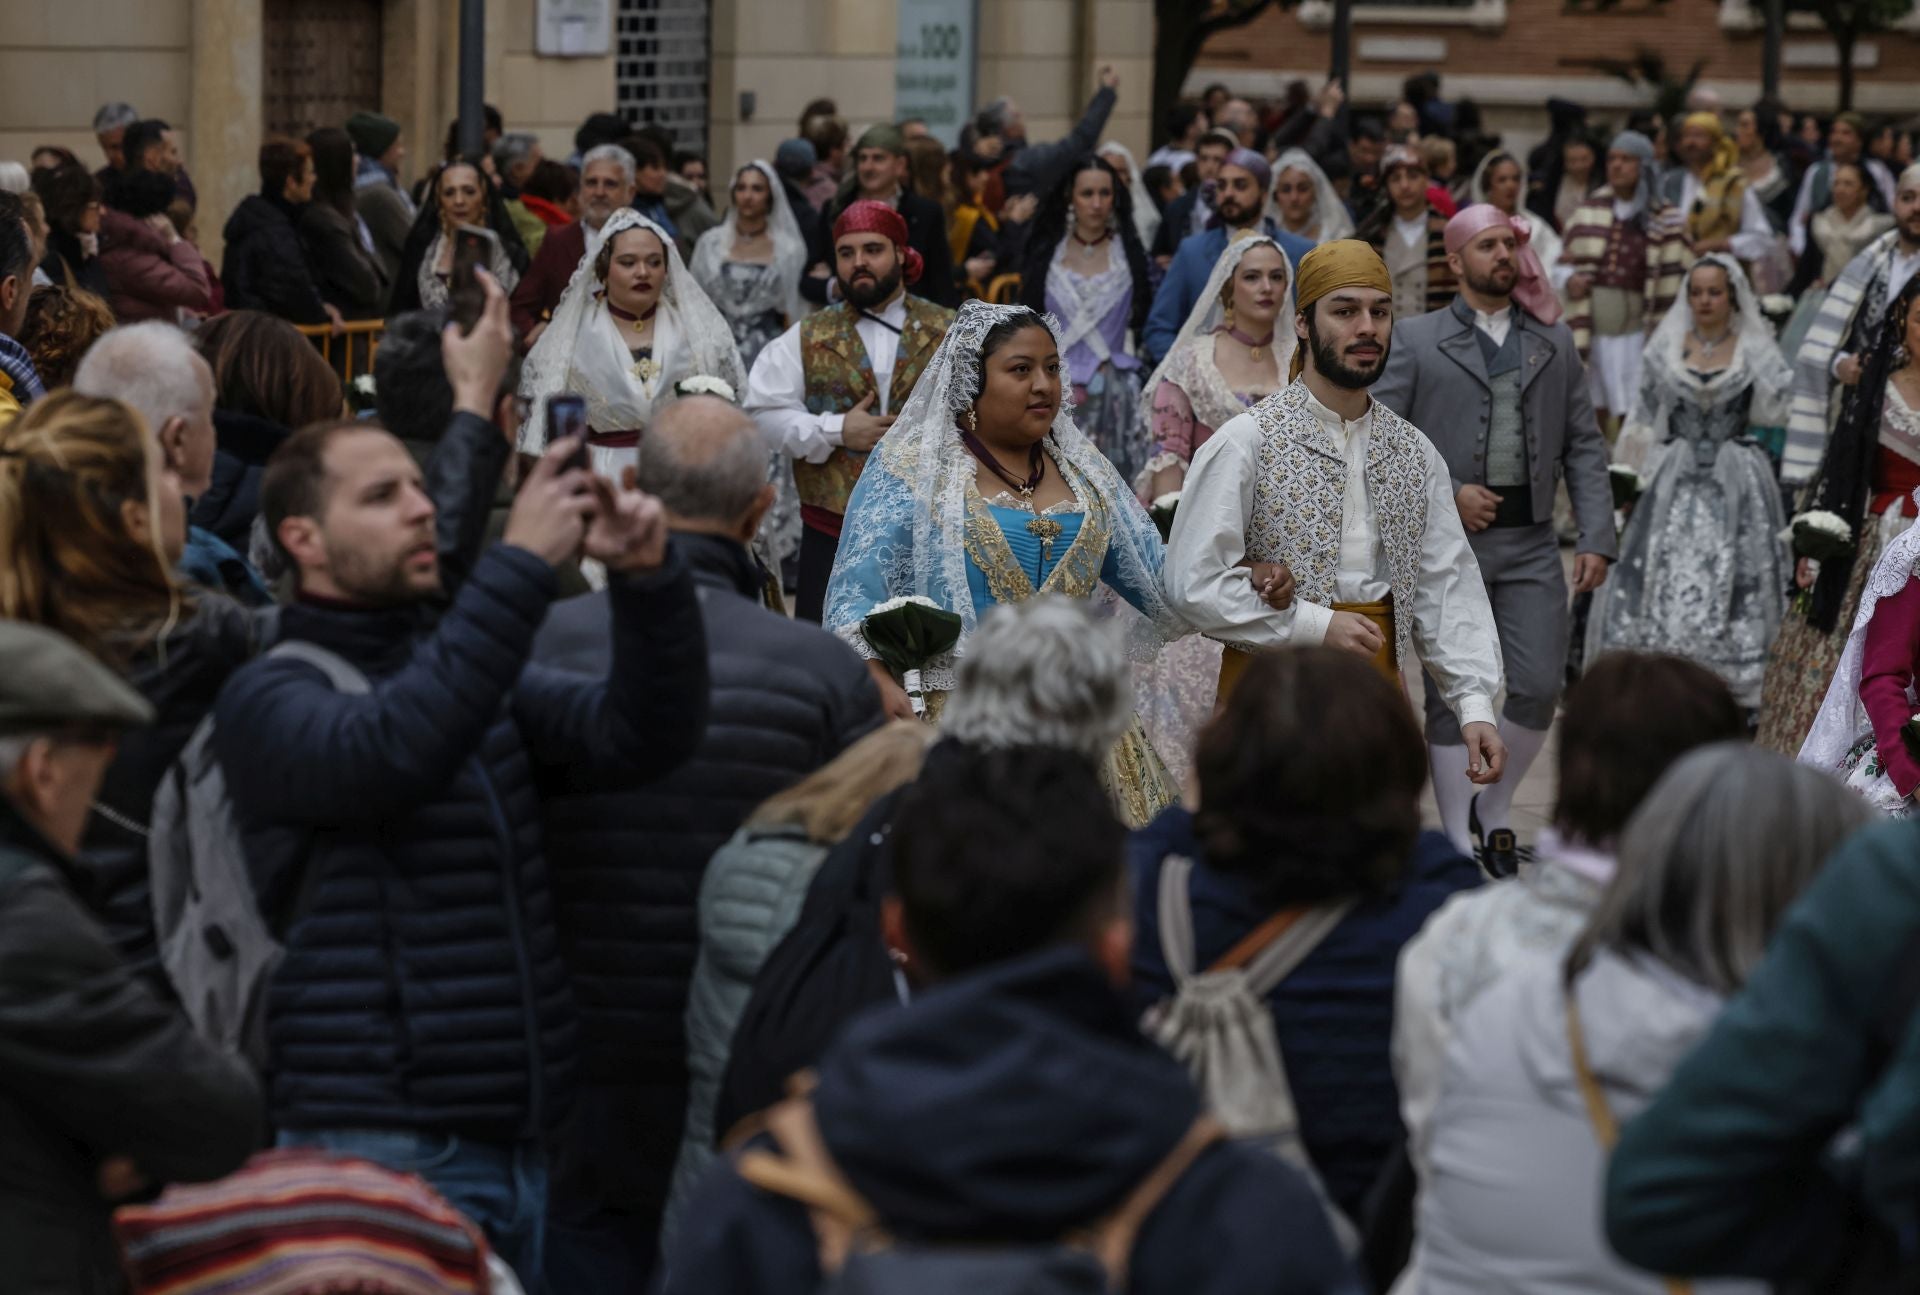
[823,301,1189,689]
[1270,149,1354,245]
[1616,253,1794,472]
[1801,491,1920,774]
[1099,141,1162,251]
[1046,237,1134,366]
[688,160,808,330]
[1138,233,1297,429]
[518,209,745,453]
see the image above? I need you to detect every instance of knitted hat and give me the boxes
[774,137,818,180]
[345,111,401,160]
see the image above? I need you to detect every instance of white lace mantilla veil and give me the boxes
[823,301,1190,688]
[1801,493,1920,775]
[1615,252,1794,471]
[518,209,745,468]
[1138,232,1298,423]
[689,159,809,329]
[1099,141,1161,251]
[1270,149,1354,245]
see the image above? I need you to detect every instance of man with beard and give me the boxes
[1165,239,1506,792]
[1143,148,1314,363]
[212,304,710,1281]
[1375,205,1613,872]
[802,125,956,307]
[1555,131,1689,428]
[1781,164,1920,487]
[747,199,955,621]
[510,143,639,341]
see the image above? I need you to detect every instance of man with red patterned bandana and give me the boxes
[746,199,955,622]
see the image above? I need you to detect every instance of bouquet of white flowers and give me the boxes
[1608,464,1642,508]
[1784,509,1852,563]
[862,595,964,717]
[348,373,378,415]
[1760,294,1795,326]
[1149,491,1181,542]
[674,375,737,403]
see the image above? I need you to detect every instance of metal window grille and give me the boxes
[615,0,711,154]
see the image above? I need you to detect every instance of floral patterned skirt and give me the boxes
[1073,364,1148,488]
[1757,515,1893,754]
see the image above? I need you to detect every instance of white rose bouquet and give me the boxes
[1149,491,1181,542]
[348,372,378,415]
[862,595,964,718]
[1784,509,1852,563]
[674,375,738,403]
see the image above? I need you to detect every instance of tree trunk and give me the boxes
[1152,4,1210,150]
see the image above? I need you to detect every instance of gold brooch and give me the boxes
[631,356,661,385]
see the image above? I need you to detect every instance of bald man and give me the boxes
[531,395,881,1290]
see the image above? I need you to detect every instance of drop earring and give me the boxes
[965,406,979,433]
[1899,344,1913,370]
[1225,300,1236,331]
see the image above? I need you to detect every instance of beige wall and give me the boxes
[0,0,192,177]
[7,0,1147,259]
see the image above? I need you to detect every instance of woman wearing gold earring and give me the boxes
[825,301,1289,824]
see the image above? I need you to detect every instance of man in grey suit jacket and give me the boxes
[1374,204,1615,874]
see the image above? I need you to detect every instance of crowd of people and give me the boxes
[4,68,1920,1295]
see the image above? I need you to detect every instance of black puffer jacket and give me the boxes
[222,194,327,324]
[531,532,882,1085]
[215,544,708,1139]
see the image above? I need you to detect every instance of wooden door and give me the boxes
[263,0,384,140]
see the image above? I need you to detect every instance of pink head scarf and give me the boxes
[1444,202,1562,327]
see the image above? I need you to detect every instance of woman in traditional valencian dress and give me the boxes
[1758,278,1920,752]
[1271,150,1355,248]
[1019,156,1155,485]
[1587,255,1793,710]
[1780,161,1894,363]
[519,209,744,484]
[690,160,808,371]
[1129,233,1296,783]
[825,301,1193,826]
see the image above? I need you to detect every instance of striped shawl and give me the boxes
[1783,229,1900,486]
[1560,199,1690,358]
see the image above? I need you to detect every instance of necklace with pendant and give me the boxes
[1227,325,1275,358]
[1689,325,1731,356]
[960,427,1064,563]
[607,301,660,335]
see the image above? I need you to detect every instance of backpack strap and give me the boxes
[734,1093,883,1276]
[1082,1115,1226,1289]
[1237,900,1357,997]
[266,640,372,695]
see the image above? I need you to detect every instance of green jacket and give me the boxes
[1605,818,1920,1282]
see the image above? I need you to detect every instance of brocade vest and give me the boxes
[796,297,953,518]
[1244,381,1432,665]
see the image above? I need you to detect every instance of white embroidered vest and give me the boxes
[1245,381,1432,663]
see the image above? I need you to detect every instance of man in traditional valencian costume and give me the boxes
[746,200,955,621]
[1164,239,1508,788]
[1556,131,1689,427]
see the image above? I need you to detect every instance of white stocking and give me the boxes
[1428,743,1475,855]
[1473,721,1551,832]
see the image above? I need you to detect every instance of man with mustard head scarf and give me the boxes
[1660,112,1773,260]
[1164,239,1508,788]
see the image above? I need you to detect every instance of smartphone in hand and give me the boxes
[450,224,497,335]
[547,394,590,473]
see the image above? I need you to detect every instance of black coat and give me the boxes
[803,189,958,308]
[222,194,327,324]
[299,201,387,318]
[0,798,261,1294]
[531,533,879,1207]
[666,949,1359,1295]
[189,407,291,551]
[214,544,708,1140]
